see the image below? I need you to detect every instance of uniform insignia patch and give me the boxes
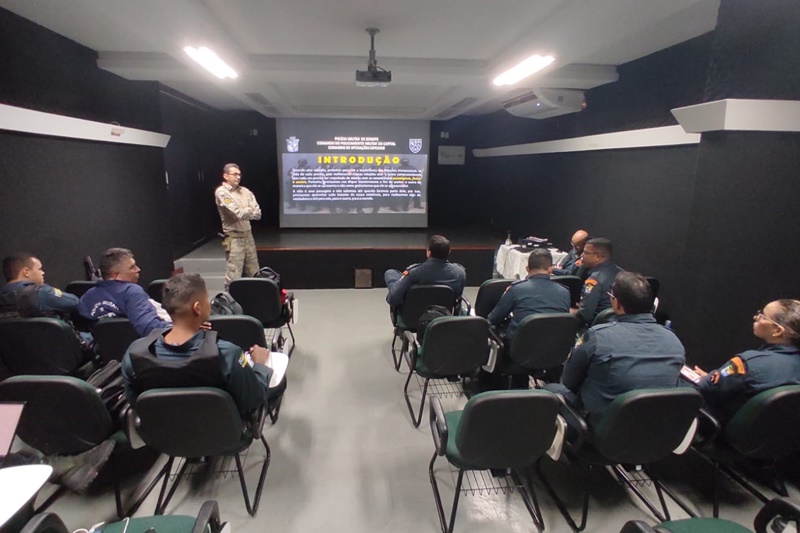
[583,278,597,293]
[224,197,232,204]
[53,288,62,297]
[720,356,746,377]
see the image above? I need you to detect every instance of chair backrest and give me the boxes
[0,318,85,376]
[64,280,97,299]
[592,307,616,327]
[473,279,513,318]
[723,385,800,460]
[0,375,113,455]
[398,285,455,331]
[456,390,560,469]
[645,277,660,299]
[592,388,702,464]
[210,315,267,352]
[551,275,583,307]
[420,316,490,375]
[146,279,168,304]
[135,387,245,458]
[508,313,579,370]
[229,278,284,326]
[93,318,140,364]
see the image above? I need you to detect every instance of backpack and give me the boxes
[84,256,102,281]
[87,360,128,423]
[210,292,243,315]
[416,304,453,344]
[254,267,288,304]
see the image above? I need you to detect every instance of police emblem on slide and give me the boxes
[409,138,422,154]
[286,136,299,153]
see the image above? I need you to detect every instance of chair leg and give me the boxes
[155,456,191,515]
[403,372,430,428]
[514,466,545,530]
[719,463,771,504]
[286,323,296,349]
[391,330,401,370]
[536,459,590,532]
[428,451,463,533]
[611,465,670,522]
[234,435,271,516]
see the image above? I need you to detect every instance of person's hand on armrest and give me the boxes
[569,307,578,315]
[250,345,272,367]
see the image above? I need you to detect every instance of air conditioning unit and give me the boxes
[501,88,585,119]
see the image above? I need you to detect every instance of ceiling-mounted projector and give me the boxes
[356,28,391,87]
[502,88,585,119]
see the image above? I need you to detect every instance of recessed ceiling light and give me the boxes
[493,55,555,86]
[183,46,238,79]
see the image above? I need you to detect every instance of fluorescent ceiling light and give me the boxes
[493,55,555,86]
[183,46,238,79]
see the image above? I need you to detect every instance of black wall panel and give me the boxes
[0,132,172,287]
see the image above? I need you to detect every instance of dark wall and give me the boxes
[0,132,172,287]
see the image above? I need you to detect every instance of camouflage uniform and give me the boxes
[215,183,262,289]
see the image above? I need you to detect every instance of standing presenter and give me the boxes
[215,163,261,290]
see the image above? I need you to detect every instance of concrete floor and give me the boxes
[41,288,778,533]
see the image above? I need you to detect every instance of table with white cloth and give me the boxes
[0,465,52,526]
[495,244,568,280]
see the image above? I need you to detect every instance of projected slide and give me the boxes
[277,118,430,228]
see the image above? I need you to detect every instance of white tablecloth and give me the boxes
[495,245,568,280]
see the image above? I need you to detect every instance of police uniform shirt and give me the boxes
[215,183,262,234]
[553,249,581,276]
[487,273,571,338]
[695,343,800,425]
[576,261,623,326]
[561,313,685,419]
[121,329,272,415]
[0,280,79,319]
[385,258,466,307]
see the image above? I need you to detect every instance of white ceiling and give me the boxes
[0,0,719,120]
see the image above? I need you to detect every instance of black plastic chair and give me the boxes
[620,497,800,533]
[92,318,140,364]
[429,390,561,533]
[552,275,583,307]
[146,279,167,304]
[538,388,703,531]
[133,387,270,516]
[20,500,226,533]
[645,277,660,299]
[591,307,616,327]
[0,318,87,377]
[0,375,129,516]
[390,284,456,371]
[473,279,513,318]
[229,278,295,352]
[694,385,800,518]
[209,315,288,423]
[402,316,489,427]
[498,313,579,385]
[63,281,97,299]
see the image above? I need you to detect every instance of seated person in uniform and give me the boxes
[692,299,800,425]
[79,248,171,336]
[122,273,283,416]
[488,249,571,339]
[384,235,467,307]
[552,229,589,277]
[571,237,623,328]
[1,253,80,321]
[547,272,685,423]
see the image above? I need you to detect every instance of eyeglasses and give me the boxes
[754,310,782,328]
[607,291,616,300]
[582,251,601,256]
[226,172,242,177]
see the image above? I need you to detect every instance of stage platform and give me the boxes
[176,228,499,291]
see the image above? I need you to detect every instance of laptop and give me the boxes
[0,402,25,459]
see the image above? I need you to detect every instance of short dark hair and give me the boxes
[611,272,653,315]
[428,235,451,259]
[527,249,553,271]
[162,273,207,316]
[99,248,134,279]
[773,299,800,346]
[222,163,240,175]
[3,253,36,282]
[585,237,613,258]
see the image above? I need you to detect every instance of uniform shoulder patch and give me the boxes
[719,356,747,378]
[53,288,62,297]
[223,197,232,204]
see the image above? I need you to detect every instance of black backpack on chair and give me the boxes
[210,293,243,315]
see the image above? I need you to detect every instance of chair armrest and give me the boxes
[556,394,589,452]
[755,498,800,533]
[488,326,504,346]
[693,408,722,447]
[429,395,448,456]
[403,330,419,371]
[20,513,69,533]
[193,500,222,533]
[619,520,659,533]
[458,295,472,316]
